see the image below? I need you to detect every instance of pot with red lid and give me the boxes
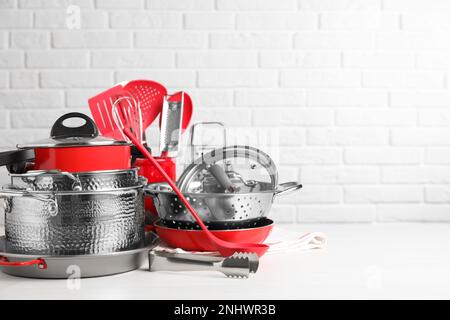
[0,112,132,173]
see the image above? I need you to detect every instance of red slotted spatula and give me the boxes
[88,80,167,140]
[88,84,128,140]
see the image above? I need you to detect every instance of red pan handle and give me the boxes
[0,255,47,269]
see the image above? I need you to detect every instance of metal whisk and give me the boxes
[112,96,144,144]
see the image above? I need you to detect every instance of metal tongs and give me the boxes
[149,251,259,278]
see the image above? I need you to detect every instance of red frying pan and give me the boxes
[153,220,274,253]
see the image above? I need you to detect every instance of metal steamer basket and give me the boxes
[0,173,146,256]
[146,145,302,229]
[147,182,299,229]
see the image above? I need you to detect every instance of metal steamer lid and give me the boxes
[177,145,279,193]
[17,112,129,149]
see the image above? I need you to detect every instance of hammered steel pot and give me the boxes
[0,178,146,256]
[9,168,139,192]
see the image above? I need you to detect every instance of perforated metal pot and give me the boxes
[0,178,146,256]
[145,181,301,226]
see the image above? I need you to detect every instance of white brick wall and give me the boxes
[1,0,450,224]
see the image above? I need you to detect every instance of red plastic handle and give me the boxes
[0,255,47,269]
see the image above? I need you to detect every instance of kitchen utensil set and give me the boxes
[115,124,270,257]
[88,79,193,159]
[88,80,167,140]
[0,78,305,279]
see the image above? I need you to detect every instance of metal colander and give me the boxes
[145,181,301,227]
[146,145,301,227]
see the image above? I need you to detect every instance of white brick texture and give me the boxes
[0,1,450,224]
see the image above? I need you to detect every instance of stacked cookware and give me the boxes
[0,79,302,279]
[0,113,153,278]
[147,123,301,251]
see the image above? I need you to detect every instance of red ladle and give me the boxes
[122,128,269,257]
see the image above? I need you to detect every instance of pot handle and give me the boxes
[275,182,302,197]
[0,256,47,269]
[50,112,99,139]
[0,189,58,216]
[0,149,34,167]
[144,184,167,208]
[10,170,83,191]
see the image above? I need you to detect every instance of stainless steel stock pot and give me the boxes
[0,173,146,256]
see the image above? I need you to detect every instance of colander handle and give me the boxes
[0,256,47,269]
[143,184,161,207]
[275,182,302,197]
[144,184,162,197]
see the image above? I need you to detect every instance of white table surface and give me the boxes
[1,223,450,300]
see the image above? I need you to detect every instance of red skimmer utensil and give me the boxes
[88,80,167,139]
[124,80,167,129]
[112,106,268,257]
